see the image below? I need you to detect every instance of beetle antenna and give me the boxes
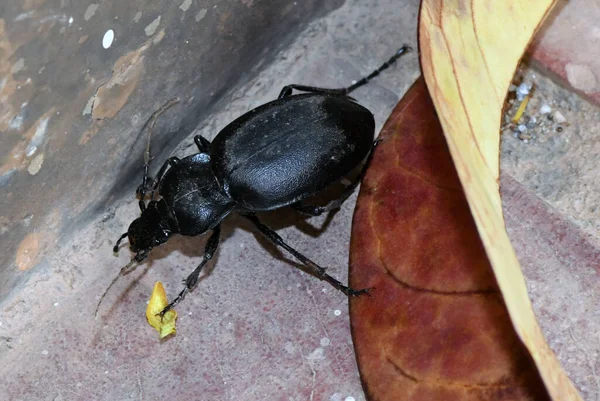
[113,232,128,254]
[345,44,412,94]
[94,258,138,318]
[139,98,180,208]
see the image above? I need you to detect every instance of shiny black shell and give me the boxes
[159,153,234,235]
[210,93,375,211]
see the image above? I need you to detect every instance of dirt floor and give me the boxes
[0,0,598,400]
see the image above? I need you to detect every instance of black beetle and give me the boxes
[100,45,411,316]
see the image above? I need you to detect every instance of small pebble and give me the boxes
[517,124,527,132]
[554,111,567,124]
[516,82,532,101]
[539,104,552,114]
[518,132,532,141]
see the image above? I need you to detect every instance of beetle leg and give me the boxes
[194,135,211,153]
[344,45,411,94]
[241,213,371,296]
[278,44,411,99]
[145,157,180,204]
[160,225,222,316]
[278,85,346,99]
[292,139,382,217]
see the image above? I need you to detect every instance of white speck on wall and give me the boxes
[334,309,341,316]
[134,11,142,23]
[82,95,95,115]
[27,153,44,175]
[84,4,99,21]
[41,350,48,355]
[145,15,161,36]
[26,117,50,157]
[102,29,114,49]
[68,17,73,25]
[9,114,24,130]
[344,396,356,401]
[53,302,59,307]
[11,58,25,74]
[320,337,330,347]
[180,0,192,12]
[152,29,166,45]
[195,8,207,22]
[14,11,35,21]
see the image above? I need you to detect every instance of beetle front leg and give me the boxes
[159,225,221,315]
[241,213,371,296]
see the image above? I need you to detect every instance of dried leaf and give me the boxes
[419,0,582,399]
[146,282,177,339]
[350,78,549,401]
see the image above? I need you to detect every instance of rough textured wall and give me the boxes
[0,0,343,300]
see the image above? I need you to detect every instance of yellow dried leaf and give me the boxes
[419,0,583,400]
[146,282,177,339]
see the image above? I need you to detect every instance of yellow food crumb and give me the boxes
[146,282,177,338]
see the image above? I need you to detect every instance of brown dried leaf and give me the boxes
[349,78,550,401]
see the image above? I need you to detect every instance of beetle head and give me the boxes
[113,200,175,258]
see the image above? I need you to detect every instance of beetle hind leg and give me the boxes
[242,213,372,296]
[278,44,411,99]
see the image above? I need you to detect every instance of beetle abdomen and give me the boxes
[211,94,374,211]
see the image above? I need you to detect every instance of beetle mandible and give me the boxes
[101,45,411,316]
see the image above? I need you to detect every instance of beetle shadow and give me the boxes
[231,179,351,276]
[234,207,349,282]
